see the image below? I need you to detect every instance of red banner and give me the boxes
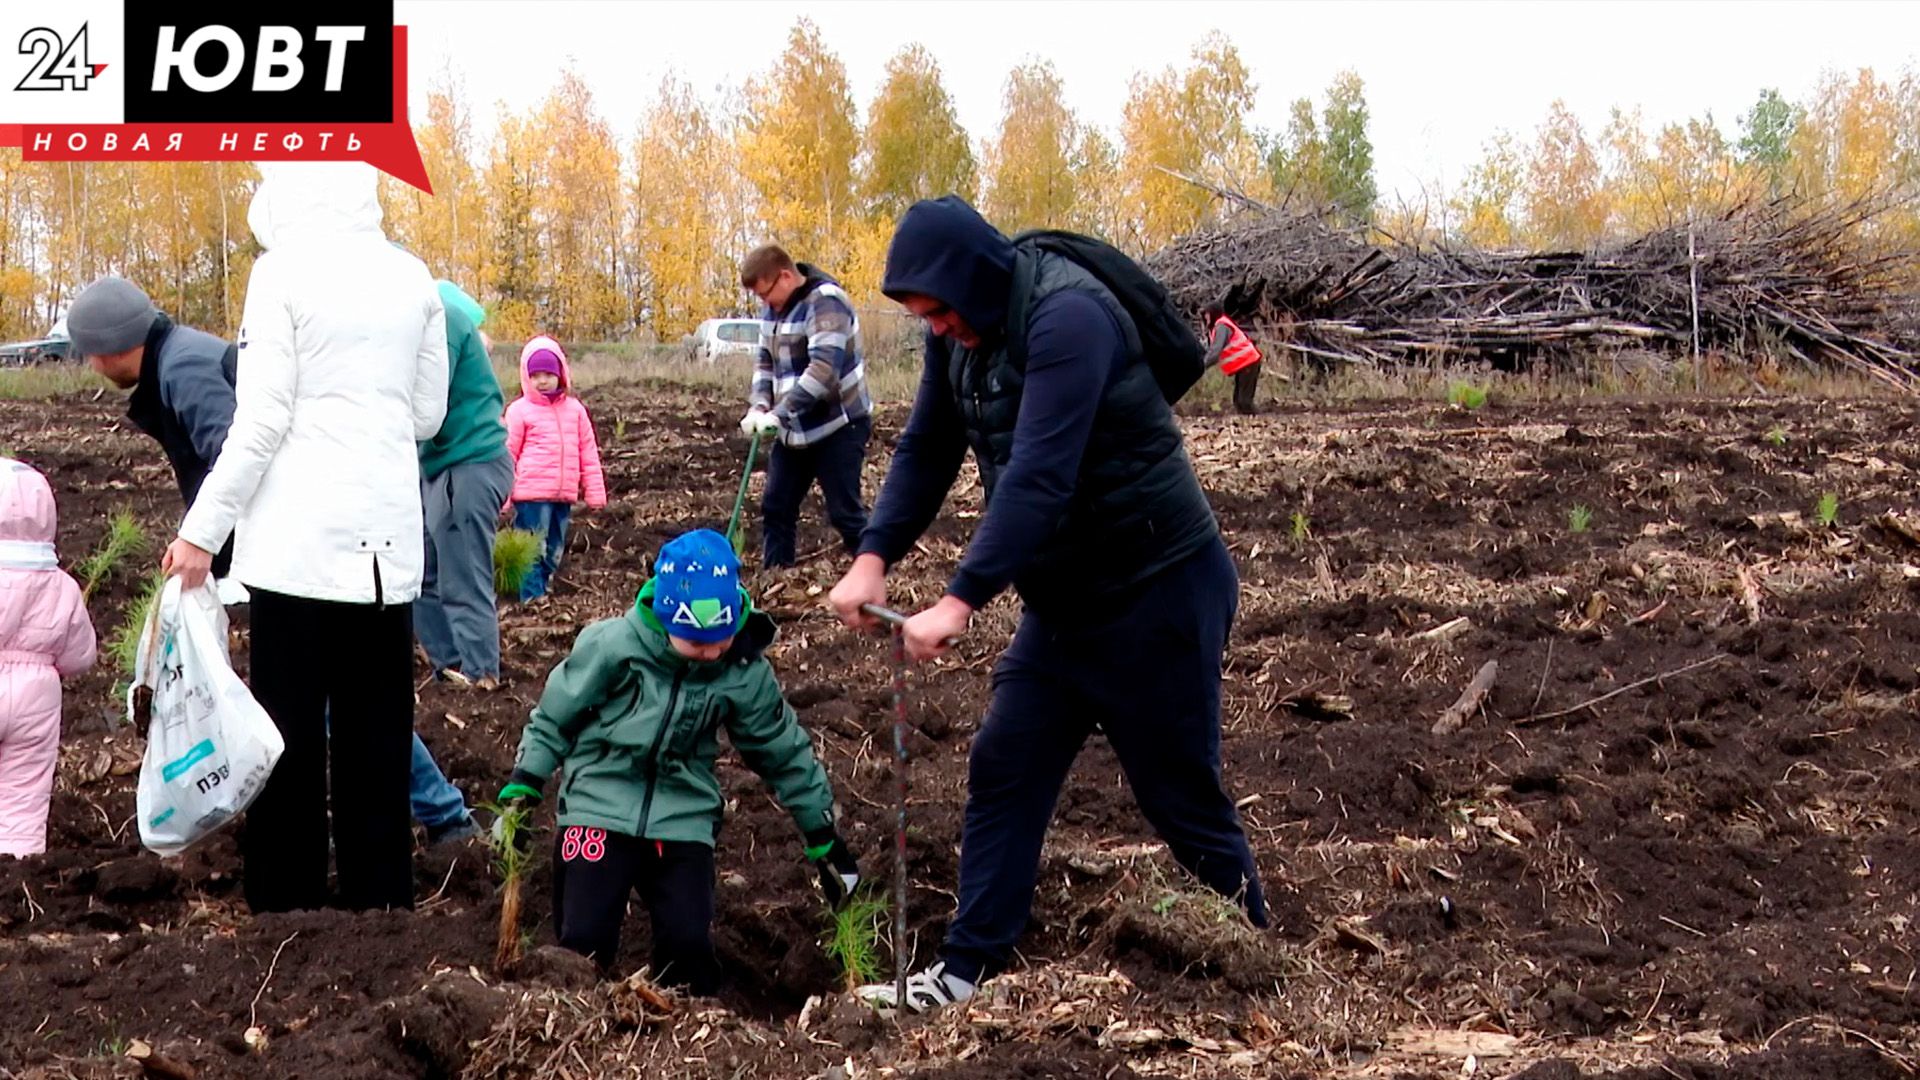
[0,26,429,192]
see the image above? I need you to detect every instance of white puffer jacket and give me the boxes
[179,162,448,604]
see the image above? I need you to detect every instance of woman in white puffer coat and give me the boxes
[163,161,449,914]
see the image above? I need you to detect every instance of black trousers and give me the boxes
[761,416,870,568]
[1232,364,1261,414]
[552,828,720,994]
[940,538,1267,985]
[242,588,416,913]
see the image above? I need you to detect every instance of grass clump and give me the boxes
[821,889,889,991]
[77,508,148,600]
[1446,381,1488,410]
[1815,492,1840,529]
[1568,505,1594,534]
[494,528,542,598]
[108,574,167,676]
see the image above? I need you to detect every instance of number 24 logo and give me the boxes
[17,25,102,92]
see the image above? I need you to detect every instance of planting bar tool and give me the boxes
[860,601,913,1011]
[725,428,763,556]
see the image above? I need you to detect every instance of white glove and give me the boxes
[741,409,782,437]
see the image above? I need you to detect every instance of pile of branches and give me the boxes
[1145,194,1920,390]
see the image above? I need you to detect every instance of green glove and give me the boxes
[805,827,861,910]
[498,782,542,804]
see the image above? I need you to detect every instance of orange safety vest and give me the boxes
[1215,315,1262,374]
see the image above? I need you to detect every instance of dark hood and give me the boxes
[881,196,1015,336]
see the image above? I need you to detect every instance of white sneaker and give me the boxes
[854,962,976,1014]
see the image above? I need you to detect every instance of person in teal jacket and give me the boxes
[417,280,514,688]
[497,529,860,991]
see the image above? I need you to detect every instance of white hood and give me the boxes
[247,162,385,251]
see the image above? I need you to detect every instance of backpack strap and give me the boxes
[1003,239,1041,375]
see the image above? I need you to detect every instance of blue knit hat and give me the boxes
[651,529,746,644]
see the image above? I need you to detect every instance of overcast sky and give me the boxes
[398,0,1919,205]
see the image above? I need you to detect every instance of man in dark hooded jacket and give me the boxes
[829,196,1266,1012]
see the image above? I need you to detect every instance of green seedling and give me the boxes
[1815,492,1840,529]
[484,799,533,973]
[821,888,889,991]
[614,417,628,440]
[1446,381,1488,410]
[1569,505,1593,534]
[1290,511,1311,544]
[493,528,542,598]
[78,508,148,600]
[109,574,167,676]
[1765,425,1788,448]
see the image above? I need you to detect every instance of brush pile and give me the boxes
[1145,196,1920,389]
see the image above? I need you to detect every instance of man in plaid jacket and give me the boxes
[738,245,873,568]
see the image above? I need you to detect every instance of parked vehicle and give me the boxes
[685,318,761,363]
[0,317,70,366]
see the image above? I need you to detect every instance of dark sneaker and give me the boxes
[427,814,480,846]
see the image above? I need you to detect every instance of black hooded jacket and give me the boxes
[860,197,1218,615]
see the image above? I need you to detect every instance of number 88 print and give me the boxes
[560,826,607,862]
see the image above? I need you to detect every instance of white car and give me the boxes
[686,318,762,363]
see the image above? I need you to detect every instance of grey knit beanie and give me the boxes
[67,277,158,358]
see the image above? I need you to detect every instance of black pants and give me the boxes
[1232,364,1261,414]
[761,416,870,568]
[940,538,1267,984]
[552,828,720,993]
[242,589,416,913]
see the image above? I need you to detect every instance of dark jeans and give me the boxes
[552,828,720,993]
[242,588,415,913]
[1232,364,1261,414]
[511,500,572,600]
[939,538,1266,984]
[761,417,869,568]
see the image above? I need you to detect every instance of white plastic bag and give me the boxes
[130,577,284,857]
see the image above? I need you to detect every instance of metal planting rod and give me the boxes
[861,602,912,1011]
[724,429,763,555]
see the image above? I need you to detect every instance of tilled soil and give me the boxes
[3,381,1918,1079]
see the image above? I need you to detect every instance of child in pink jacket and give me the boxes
[0,459,97,857]
[506,337,607,600]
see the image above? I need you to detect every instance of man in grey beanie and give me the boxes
[71,276,240,579]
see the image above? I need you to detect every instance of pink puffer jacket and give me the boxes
[505,337,607,508]
[0,460,97,855]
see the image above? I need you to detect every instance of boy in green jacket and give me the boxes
[497,529,860,992]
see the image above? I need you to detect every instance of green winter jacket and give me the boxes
[508,581,836,846]
[417,304,508,480]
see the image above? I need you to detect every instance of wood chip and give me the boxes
[1331,917,1387,953]
[1432,660,1498,735]
[126,1041,198,1080]
[1737,564,1764,624]
[1413,616,1471,641]
[1278,691,1354,722]
[1386,1027,1520,1057]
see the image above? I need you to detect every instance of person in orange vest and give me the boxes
[1202,301,1264,415]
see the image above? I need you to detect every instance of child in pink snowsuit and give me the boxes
[0,459,97,856]
[505,336,607,600]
